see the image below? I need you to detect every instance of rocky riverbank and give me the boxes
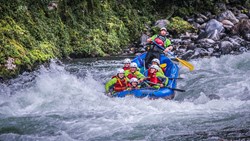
[130,3,250,60]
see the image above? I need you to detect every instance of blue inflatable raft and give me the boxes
[113,53,179,99]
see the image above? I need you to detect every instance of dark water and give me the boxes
[0,53,250,141]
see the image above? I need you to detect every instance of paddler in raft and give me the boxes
[105,68,130,96]
[123,58,131,71]
[124,62,145,82]
[145,27,173,69]
[145,64,169,89]
[127,78,141,90]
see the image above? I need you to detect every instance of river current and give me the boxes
[0,53,250,141]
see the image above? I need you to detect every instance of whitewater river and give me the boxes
[0,53,250,141]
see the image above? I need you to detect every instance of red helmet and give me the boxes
[154,38,164,46]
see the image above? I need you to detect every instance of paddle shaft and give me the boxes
[151,41,194,71]
[145,81,186,92]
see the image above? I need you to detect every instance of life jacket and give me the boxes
[123,66,130,71]
[127,71,137,79]
[151,35,167,52]
[113,76,128,92]
[155,38,164,47]
[147,70,161,86]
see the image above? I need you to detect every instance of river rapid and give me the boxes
[0,53,250,141]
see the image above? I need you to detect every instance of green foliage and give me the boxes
[168,17,196,34]
[0,0,155,79]
[0,0,241,79]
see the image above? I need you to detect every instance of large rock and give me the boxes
[232,19,250,41]
[220,41,233,54]
[218,10,239,24]
[190,48,209,59]
[196,38,216,49]
[228,37,241,50]
[180,50,194,60]
[197,19,224,40]
[237,14,249,20]
[196,17,205,24]
[140,33,149,47]
[154,19,169,28]
[221,20,234,30]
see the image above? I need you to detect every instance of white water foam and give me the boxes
[0,54,249,140]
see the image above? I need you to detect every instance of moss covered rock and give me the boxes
[168,17,196,35]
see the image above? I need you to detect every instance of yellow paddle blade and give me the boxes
[160,63,167,68]
[176,58,194,71]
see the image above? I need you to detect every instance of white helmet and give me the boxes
[130,62,138,68]
[160,27,167,31]
[123,58,131,64]
[152,58,160,65]
[150,64,160,71]
[130,78,138,83]
[117,68,125,74]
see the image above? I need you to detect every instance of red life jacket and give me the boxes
[155,38,164,47]
[113,76,128,92]
[147,71,161,86]
[127,71,137,79]
[123,66,130,71]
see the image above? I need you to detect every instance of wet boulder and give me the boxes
[244,34,250,41]
[196,38,216,49]
[154,19,169,28]
[220,41,233,54]
[189,48,209,59]
[207,48,215,55]
[221,20,234,31]
[197,19,224,40]
[218,10,239,24]
[186,43,196,50]
[211,52,221,58]
[205,19,224,33]
[140,33,149,47]
[197,38,216,44]
[236,14,249,20]
[180,50,194,60]
[239,47,248,52]
[171,39,182,44]
[196,18,205,24]
[208,94,220,100]
[232,19,250,41]
[176,46,187,54]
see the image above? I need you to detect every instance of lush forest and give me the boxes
[0,0,249,79]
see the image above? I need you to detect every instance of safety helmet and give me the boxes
[160,27,167,31]
[130,78,138,83]
[123,58,131,64]
[152,58,160,65]
[117,68,125,74]
[150,64,159,71]
[130,62,138,68]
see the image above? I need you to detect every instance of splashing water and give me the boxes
[0,53,250,141]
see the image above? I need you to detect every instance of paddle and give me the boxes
[145,77,183,80]
[151,41,194,71]
[145,81,186,92]
[168,77,184,80]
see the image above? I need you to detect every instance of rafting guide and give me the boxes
[145,27,173,69]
